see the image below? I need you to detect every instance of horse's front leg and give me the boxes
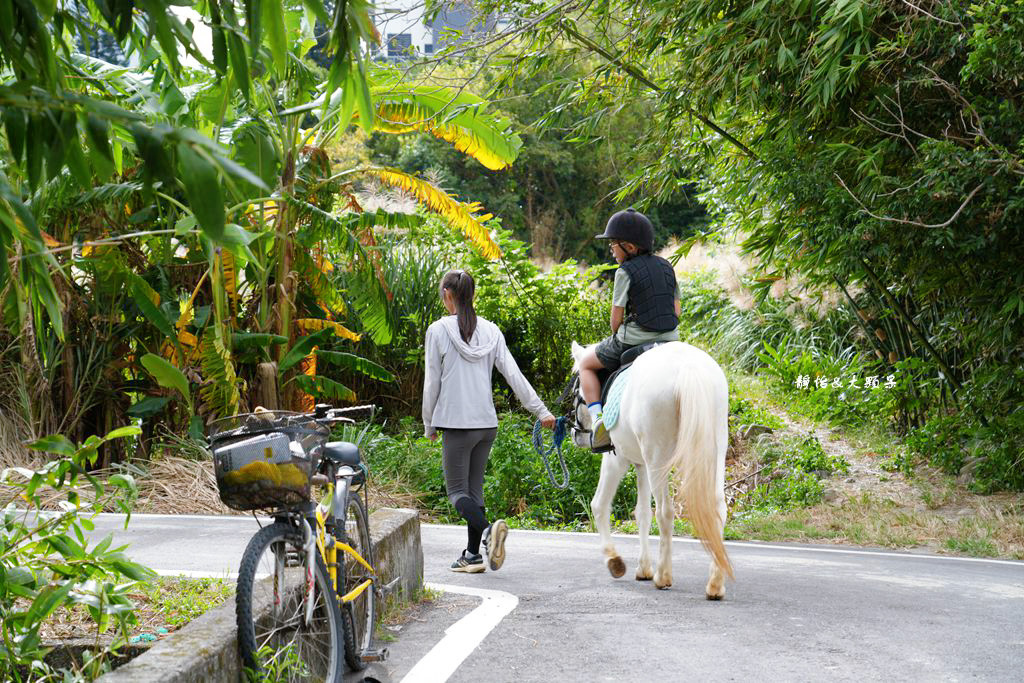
[651,471,674,589]
[633,462,653,581]
[591,452,629,578]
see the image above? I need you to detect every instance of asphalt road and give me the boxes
[90,514,1024,682]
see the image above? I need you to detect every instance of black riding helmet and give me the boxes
[594,208,654,253]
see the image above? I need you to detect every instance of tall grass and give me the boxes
[679,270,861,371]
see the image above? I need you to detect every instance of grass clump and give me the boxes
[137,576,234,628]
[736,434,850,514]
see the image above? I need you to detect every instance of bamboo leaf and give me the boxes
[4,107,26,165]
[110,559,155,581]
[300,0,329,24]
[228,32,250,100]
[354,54,374,133]
[104,426,142,441]
[27,582,73,623]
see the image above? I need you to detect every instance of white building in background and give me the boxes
[372,1,499,60]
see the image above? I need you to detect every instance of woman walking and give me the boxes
[423,270,556,573]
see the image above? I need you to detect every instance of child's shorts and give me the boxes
[595,335,635,371]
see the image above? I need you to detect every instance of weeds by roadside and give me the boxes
[377,585,442,643]
[135,577,233,629]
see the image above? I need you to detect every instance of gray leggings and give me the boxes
[441,427,498,508]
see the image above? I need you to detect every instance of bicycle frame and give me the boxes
[313,468,376,607]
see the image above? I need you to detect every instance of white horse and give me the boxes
[570,340,733,599]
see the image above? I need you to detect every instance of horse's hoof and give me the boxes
[653,573,672,589]
[706,592,724,601]
[607,556,626,578]
[635,570,652,581]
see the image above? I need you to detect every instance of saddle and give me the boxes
[599,341,668,405]
[587,342,668,454]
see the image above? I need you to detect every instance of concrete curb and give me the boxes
[99,508,422,682]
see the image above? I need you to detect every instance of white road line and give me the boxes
[723,541,1024,567]
[400,583,518,683]
[424,524,1024,567]
[91,514,1023,568]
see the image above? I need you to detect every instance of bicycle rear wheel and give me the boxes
[340,494,376,671]
[236,521,344,682]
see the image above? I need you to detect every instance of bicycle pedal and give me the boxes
[360,648,388,663]
[381,577,401,595]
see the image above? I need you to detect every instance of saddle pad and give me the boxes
[602,365,633,431]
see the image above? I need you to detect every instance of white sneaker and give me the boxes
[590,418,611,450]
[482,519,508,571]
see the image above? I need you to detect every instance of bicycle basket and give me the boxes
[208,411,329,511]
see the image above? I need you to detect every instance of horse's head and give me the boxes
[570,340,588,373]
[566,341,595,445]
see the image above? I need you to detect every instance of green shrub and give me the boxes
[907,410,1024,493]
[0,427,154,681]
[729,395,785,431]
[736,434,849,514]
[367,413,638,527]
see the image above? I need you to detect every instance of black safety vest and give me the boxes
[620,253,679,332]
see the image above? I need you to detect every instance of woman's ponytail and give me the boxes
[440,270,477,343]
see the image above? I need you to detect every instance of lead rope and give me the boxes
[532,417,570,489]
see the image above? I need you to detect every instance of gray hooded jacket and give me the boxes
[422,316,553,437]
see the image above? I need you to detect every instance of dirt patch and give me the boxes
[727,401,1024,559]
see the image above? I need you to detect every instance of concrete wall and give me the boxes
[99,508,422,682]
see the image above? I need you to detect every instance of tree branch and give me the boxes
[835,174,983,229]
[556,20,760,162]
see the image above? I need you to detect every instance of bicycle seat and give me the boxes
[323,441,361,467]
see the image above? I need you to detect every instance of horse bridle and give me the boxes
[557,372,590,436]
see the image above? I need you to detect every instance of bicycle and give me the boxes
[208,404,388,681]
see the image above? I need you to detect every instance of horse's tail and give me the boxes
[671,361,733,579]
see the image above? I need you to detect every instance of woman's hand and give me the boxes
[428,432,439,442]
[541,415,556,430]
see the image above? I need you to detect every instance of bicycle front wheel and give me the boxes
[236,521,344,682]
[341,494,376,671]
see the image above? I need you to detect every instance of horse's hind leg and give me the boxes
[633,462,653,581]
[704,402,729,600]
[652,471,674,589]
[591,453,629,579]
[705,486,728,600]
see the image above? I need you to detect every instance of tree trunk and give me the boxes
[254,362,280,410]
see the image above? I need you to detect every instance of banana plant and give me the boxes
[1,0,524,440]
